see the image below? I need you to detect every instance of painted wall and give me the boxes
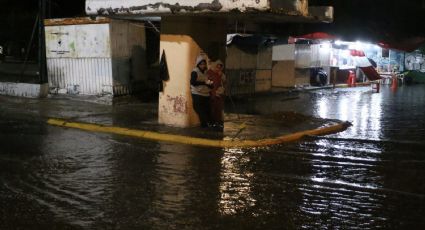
[272,61,295,87]
[272,44,296,87]
[272,43,333,87]
[255,69,272,92]
[225,42,272,95]
[45,18,147,97]
[273,44,295,61]
[45,23,114,95]
[255,45,272,92]
[45,23,111,59]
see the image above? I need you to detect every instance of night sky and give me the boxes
[309,0,425,42]
[0,0,85,43]
[1,0,424,46]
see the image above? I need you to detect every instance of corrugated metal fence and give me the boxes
[47,58,113,95]
[226,69,256,96]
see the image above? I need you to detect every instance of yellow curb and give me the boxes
[47,118,351,148]
[335,82,372,88]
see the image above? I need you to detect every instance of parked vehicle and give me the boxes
[310,67,328,86]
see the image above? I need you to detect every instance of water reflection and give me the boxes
[219,148,255,215]
[298,88,388,228]
[317,97,328,118]
[1,86,425,229]
[39,128,114,227]
[152,144,194,220]
[314,88,383,140]
[366,93,383,139]
[296,138,387,228]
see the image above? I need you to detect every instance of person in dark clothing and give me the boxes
[191,55,213,128]
[207,60,226,131]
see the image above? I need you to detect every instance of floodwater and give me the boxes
[1,85,425,229]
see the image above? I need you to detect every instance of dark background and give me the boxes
[0,0,85,43]
[309,0,425,42]
[1,0,424,59]
[0,0,86,60]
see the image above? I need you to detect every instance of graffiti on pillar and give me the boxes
[166,95,187,114]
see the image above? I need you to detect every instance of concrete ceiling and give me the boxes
[84,0,333,24]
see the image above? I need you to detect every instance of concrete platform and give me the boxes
[48,116,349,148]
[0,90,348,147]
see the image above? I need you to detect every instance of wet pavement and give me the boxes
[1,85,425,229]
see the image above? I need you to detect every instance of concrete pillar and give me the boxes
[158,17,227,127]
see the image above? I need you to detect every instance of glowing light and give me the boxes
[219,148,256,215]
[356,41,363,49]
[341,49,351,57]
[320,43,332,52]
[317,98,328,118]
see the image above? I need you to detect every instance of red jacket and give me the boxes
[207,69,224,97]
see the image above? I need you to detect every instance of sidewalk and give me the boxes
[0,92,349,147]
[233,83,371,99]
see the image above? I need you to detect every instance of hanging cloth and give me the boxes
[159,50,169,92]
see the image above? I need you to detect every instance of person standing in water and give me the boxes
[207,60,226,131]
[190,55,213,128]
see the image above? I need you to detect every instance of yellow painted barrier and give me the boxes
[336,82,371,88]
[47,118,351,148]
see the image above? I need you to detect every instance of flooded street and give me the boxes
[1,85,425,229]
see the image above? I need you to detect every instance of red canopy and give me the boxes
[293,32,337,40]
[378,37,425,52]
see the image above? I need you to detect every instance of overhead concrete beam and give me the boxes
[309,6,334,23]
[86,0,309,16]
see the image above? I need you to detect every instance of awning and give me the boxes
[289,32,336,44]
[294,32,337,40]
[378,37,425,53]
[350,49,381,81]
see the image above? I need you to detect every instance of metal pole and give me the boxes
[38,0,47,83]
